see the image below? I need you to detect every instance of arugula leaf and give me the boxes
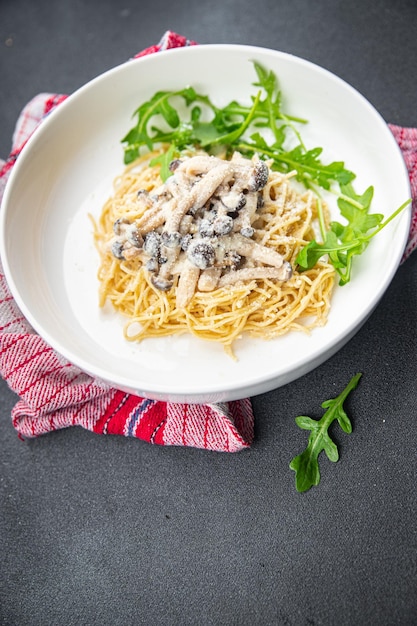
[253,61,278,100]
[252,61,283,142]
[121,87,199,164]
[296,197,411,285]
[149,144,179,182]
[289,373,362,492]
[204,91,262,146]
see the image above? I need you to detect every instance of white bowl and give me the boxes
[0,44,410,403]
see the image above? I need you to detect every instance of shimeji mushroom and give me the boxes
[110,153,292,308]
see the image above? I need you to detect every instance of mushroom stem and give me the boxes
[176,261,201,309]
[218,264,292,287]
[198,267,222,292]
[230,233,286,268]
[166,162,233,232]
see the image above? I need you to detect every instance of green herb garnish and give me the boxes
[121,60,354,191]
[122,62,410,284]
[289,373,362,492]
[296,188,411,285]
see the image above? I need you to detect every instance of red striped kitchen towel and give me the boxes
[0,32,416,451]
[389,124,417,259]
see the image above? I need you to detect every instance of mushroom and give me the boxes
[187,238,216,270]
[134,198,173,234]
[165,161,234,233]
[176,261,201,309]
[212,214,234,236]
[197,267,222,292]
[176,154,220,177]
[248,159,269,191]
[232,192,258,237]
[218,264,292,287]
[111,153,293,305]
[151,275,173,291]
[221,191,247,213]
[111,240,125,260]
[110,218,143,260]
[229,233,287,268]
[143,231,162,258]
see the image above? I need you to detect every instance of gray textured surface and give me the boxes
[1,1,417,624]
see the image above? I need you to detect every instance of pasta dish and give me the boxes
[93,149,335,357]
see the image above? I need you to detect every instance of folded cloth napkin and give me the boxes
[0,32,416,452]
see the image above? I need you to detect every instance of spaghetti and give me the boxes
[93,150,335,357]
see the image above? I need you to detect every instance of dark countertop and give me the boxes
[1,2,416,625]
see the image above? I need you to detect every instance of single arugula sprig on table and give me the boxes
[289,373,362,493]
